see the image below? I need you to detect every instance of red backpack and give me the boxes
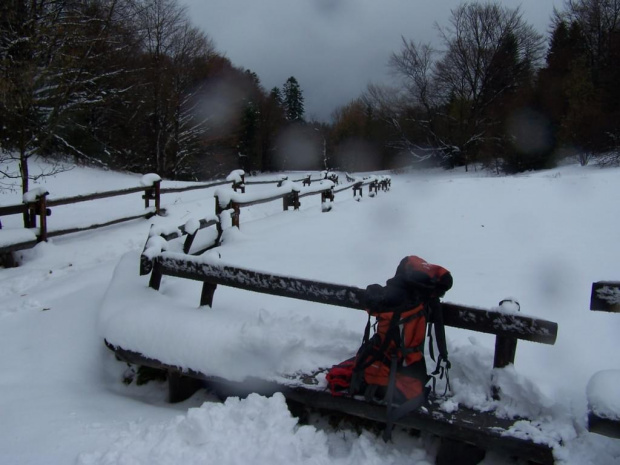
[326,256,453,440]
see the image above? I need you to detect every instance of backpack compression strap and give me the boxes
[427,297,451,395]
[382,354,429,442]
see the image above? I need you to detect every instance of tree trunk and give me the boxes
[19,147,29,196]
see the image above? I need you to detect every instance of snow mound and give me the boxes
[587,370,620,420]
[140,173,162,186]
[77,393,431,465]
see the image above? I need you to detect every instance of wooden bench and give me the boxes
[107,252,559,465]
[587,281,620,439]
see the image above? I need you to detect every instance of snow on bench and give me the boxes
[587,370,620,439]
[101,250,559,465]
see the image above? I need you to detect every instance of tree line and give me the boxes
[331,0,620,174]
[0,0,307,193]
[1,0,619,194]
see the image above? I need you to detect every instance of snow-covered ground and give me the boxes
[1,159,619,464]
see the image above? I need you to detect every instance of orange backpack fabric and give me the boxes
[326,256,453,440]
[351,298,429,404]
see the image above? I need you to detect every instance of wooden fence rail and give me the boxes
[212,177,375,229]
[0,181,162,241]
[159,180,229,194]
[1,171,388,266]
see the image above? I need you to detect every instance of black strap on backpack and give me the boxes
[382,314,430,442]
[426,297,451,396]
[350,309,405,396]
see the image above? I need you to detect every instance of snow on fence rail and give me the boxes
[0,170,390,266]
[213,172,389,229]
[0,175,163,243]
[138,173,391,277]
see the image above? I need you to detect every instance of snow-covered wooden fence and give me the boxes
[0,176,165,266]
[1,170,389,266]
[213,173,389,229]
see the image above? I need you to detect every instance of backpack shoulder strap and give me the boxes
[427,297,452,395]
[426,297,447,359]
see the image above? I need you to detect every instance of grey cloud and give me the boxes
[181,0,562,121]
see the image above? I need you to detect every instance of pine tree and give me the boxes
[282,76,305,122]
[237,101,260,172]
[270,87,283,107]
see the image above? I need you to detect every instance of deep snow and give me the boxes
[1,159,620,464]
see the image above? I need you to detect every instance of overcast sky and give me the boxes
[180,0,563,122]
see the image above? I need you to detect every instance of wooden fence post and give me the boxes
[493,336,518,369]
[143,181,161,214]
[154,180,161,215]
[24,192,50,241]
[369,181,378,195]
[28,203,37,229]
[200,281,217,307]
[283,191,300,211]
[491,302,519,400]
[232,173,246,193]
[214,196,222,216]
[321,189,334,204]
[149,260,163,290]
[37,192,49,242]
[353,182,363,197]
[231,203,240,228]
[168,370,203,403]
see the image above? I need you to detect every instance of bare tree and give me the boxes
[389,39,437,114]
[434,3,544,166]
[0,0,124,194]
[361,83,441,162]
[388,2,545,169]
[387,40,458,160]
[561,0,620,74]
[130,0,216,178]
[559,0,620,164]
